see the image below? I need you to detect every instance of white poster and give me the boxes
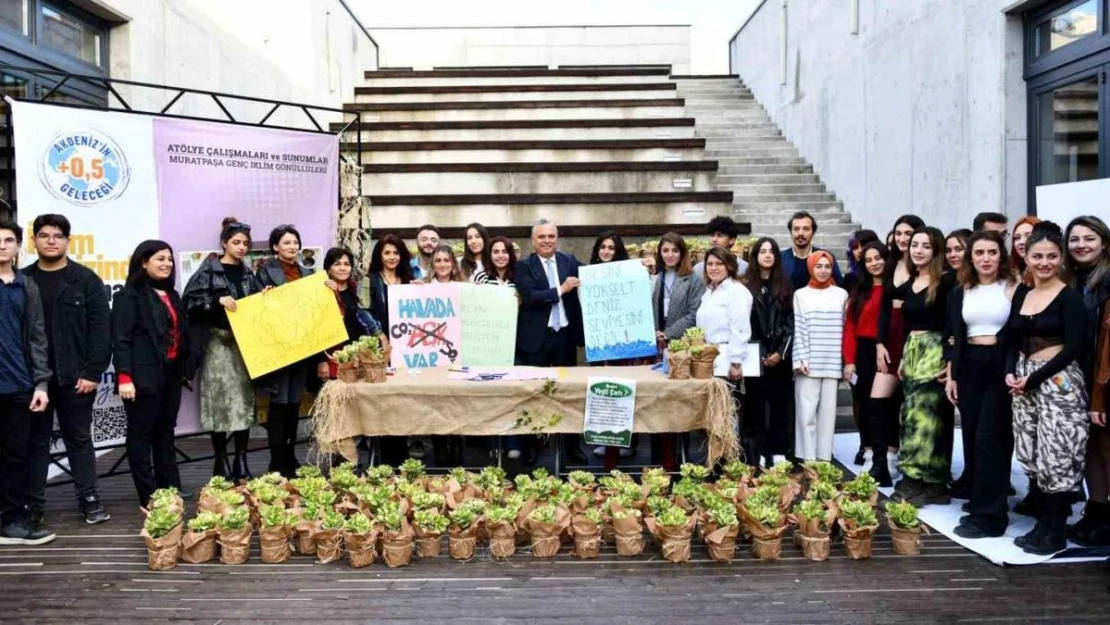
[583,376,637,448]
[11,100,160,447]
[1035,179,1110,227]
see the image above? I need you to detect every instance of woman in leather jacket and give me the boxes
[742,237,795,467]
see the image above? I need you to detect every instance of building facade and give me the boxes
[730,0,1110,233]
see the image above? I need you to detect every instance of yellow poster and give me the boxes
[228,272,348,379]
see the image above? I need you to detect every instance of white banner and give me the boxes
[11,100,159,447]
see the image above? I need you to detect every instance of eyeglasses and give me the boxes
[35,233,67,242]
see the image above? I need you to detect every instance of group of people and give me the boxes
[0,206,1106,559]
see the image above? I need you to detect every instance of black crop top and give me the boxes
[1004,284,1087,390]
[879,272,955,345]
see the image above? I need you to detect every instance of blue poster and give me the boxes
[579,259,657,362]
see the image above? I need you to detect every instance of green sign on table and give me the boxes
[583,376,637,448]
[460,283,518,367]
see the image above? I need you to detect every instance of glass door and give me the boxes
[1035,71,1103,186]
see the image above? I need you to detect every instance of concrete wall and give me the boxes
[101,0,377,127]
[370,25,691,73]
[729,0,1028,234]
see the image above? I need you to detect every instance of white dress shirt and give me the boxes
[541,255,568,330]
[695,278,753,376]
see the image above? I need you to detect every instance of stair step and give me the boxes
[733,200,843,210]
[715,173,820,184]
[714,163,812,174]
[712,157,806,166]
[727,183,827,195]
[363,169,719,195]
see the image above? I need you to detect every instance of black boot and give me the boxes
[1021,493,1069,555]
[868,457,893,488]
[231,430,253,481]
[210,432,230,478]
[1014,479,1044,517]
[1069,500,1110,547]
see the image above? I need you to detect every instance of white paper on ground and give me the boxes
[832,432,1110,567]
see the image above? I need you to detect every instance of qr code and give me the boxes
[93,405,128,444]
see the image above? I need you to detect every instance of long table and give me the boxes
[310,366,738,467]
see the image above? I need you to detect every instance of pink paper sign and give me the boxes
[386,284,463,369]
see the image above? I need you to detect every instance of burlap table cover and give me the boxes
[311,366,737,467]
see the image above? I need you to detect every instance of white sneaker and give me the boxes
[506,449,521,460]
[887,452,901,481]
[862,449,874,473]
[772,454,787,467]
[592,446,606,457]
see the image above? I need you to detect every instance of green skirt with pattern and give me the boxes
[201,328,258,433]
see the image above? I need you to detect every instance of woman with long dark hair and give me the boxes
[945,229,971,274]
[743,237,794,467]
[871,215,925,476]
[460,222,490,282]
[1065,216,1110,546]
[843,242,888,480]
[1004,222,1089,555]
[366,234,416,465]
[479,236,517,286]
[112,240,194,505]
[182,218,259,481]
[948,232,1017,538]
[589,231,630,265]
[881,226,955,506]
[255,224,314,478]
[317,247,383,381]
[843,229,879,293]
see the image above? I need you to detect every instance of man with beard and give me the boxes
[411,224,440,280]
[22,214,111,525]
[780,211,844,290]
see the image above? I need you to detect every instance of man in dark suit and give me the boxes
[513,219,588,464]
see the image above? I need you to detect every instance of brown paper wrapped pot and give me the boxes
[314,527,344,564]
[448,525,478,561]
[141,523,182,571]
[888,519,924,556]
[218,527,252,565]
[179,528,218,564]
[346,529,378,568]
[260,525,293,564]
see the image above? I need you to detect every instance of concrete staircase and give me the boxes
[674,77,858,254]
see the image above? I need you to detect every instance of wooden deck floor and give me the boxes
[15,439,1109,624]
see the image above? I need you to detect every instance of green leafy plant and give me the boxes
[722,460,753,481]
[365,464,394,485]
[582,508,604,525]
[254,485,286,506]
[357,334,384,357]
[143,507,181,538]
[476,466,506,490]
[296,465,323,479]
[672,477,708,503]
[216,489,245,507]
[307,489,337,509]
[400,458,426,479]
[843,473,879,500]
[744,500,781,527]
[261,505,291,528]
[220,507,250,532]
[290,476,329,498]
[396,480,423,500]
[793,499,827,525]
[411,491,445,511]
[655,505,689,527]
[840,499,878,528]
[188,511,221,532]
[330,467,360,491]
[803,461,843,484]
[771,460,794,474]
[261,471,285,485]
[708,503,739,527]
[683,327,705,342]
[459,498,488,516]
[205,476,233,491]
[747,484,783,509]
[448,507,479,530]
[668,338,690,353]
[646,496,672,518]
[413,509,450,534]
[807,480,839,503]
[485,506,517,524]
[757,470,790,489]
[365,486,394,513]
[349,483,375,503]
[885,501,920,529]
[448,467,473,484]
[611,508,641,520]
[568,471,596,488]
[529,504,558,525]
[321,509,346,531]
[149,487,179,509]
[345,512,374,534]
[377,501,405,532]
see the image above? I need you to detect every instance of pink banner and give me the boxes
[153,118,338,253]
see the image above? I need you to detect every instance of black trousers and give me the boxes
[266,402,302,477]
[27,381,99,512]
[851,338,878,450]
[959,344,1013,532]
[0,391,33,524]
[124,365,182,506]
[517,329,579,455]
[741,362,793,458]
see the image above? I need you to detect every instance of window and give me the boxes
[0,0,28,35]
[1036,74,1102,185]
[40,3,99,66]
[1033,0,1100,59]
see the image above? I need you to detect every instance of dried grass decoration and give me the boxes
[343,513,379,568]
[179,511,221,564]
[838,499,879,560]
[357,335,390,383]
[217,507,252,565]
[140,505,182,571]
[885,501,927,556]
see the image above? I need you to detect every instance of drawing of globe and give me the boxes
[39,130,129,205]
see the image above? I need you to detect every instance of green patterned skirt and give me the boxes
[201,328,258,433]
[898,331,949,484]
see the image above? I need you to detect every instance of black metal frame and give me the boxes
[0,64,365,486]
[1024,0,1110,213]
